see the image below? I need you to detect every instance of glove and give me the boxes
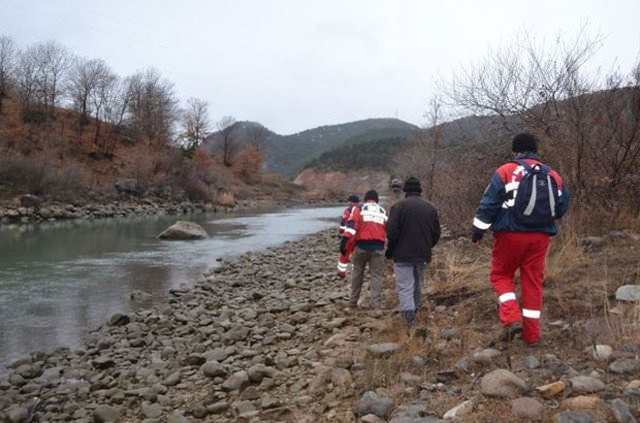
[471,228,484,243]
[339,237,347,255]
[384,249,393,259]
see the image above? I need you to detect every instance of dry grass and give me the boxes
[344,227,640,422]
[433,239,490,291]
[544,227,586,283]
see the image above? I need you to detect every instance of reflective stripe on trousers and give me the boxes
[490,231,550,343]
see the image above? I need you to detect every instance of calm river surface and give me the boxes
[0,205,343,371]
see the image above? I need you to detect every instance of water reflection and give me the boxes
[0,206,342,371]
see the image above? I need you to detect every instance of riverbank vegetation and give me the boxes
[0,36,303,209]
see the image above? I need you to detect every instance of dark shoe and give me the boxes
[523,339,545,348]
[498,321,523,342]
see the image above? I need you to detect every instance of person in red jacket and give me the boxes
[341,190,387,309]
[336,194,359,278]
[471,132,570,345]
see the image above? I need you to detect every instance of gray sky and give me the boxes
[1,0,639,134]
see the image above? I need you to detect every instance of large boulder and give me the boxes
[158,221,208,240]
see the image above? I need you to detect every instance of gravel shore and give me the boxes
[2,228,640,422]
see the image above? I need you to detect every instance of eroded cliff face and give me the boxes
[293,168,390,200]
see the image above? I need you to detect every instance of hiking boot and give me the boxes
[523,339,545,348]
[498,321,523,342]
[415,326,428,341]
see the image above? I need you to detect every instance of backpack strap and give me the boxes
[512,159,532,171]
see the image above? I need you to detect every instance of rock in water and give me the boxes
[158,221,208,240]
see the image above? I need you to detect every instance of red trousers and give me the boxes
[336,237,356,277]
[490,231,550,343]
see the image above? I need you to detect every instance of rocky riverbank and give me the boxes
[1,228,640,422]
[0,196,331,226]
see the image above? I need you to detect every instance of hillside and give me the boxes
[0,99,305,207]
[261,118,420,177]
[302,135,409,172]
[296,113,517,176]
[0,94,425,207]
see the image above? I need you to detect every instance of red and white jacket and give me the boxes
[343,200,387,250]
[472,152,569,235]
[339,202,359,236]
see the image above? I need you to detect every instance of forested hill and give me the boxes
[298,114,518,174]
[261,118,420,177]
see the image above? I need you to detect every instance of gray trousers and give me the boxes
[394,262,426,326]
[351,247,384,308]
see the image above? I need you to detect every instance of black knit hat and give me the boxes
[512,133,538,153]
[364,190,378,202]
[403,176,422,193]
[347,194,359,203]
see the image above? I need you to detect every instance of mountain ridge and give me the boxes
[202,117,420,177]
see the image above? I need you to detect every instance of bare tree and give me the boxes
[68,58,114,123]
[0,35,18,114]
[586,63,640,209]
[390,96,448,199]
[126,68,178,144]
[16,40,73,120]
[217,115,238,166]
[422,95,445,198]
[90,65,118,150]
[102,78,129,127]
[246,123,269,152]
[179,97,210,153]
[445,28,601,131]
[16,47,39,115]
[443,28,603,196]
[96,77,130,156]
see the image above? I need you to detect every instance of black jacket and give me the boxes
[386,194,441,263]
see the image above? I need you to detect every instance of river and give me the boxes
[0,205,343,371]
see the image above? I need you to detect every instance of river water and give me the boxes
[0,205,343,371]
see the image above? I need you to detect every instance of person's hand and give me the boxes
[339,237,347,255]
[384,249,393,259]
[471,228,484,243]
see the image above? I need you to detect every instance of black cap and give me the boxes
[403,177,422,193]
[347,194,359,203]
[512,133,538,153]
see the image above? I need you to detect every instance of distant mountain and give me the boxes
[201,116,515,178]
[296,114,517,175]
[302,134,409,172]
[201,118,419,177]
[262,118,420,177]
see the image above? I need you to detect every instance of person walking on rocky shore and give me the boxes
[385,177,441,340]
[341,190,387,309]
[336,194,360,278]
[471,132,570,345]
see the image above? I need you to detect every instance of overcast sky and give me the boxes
[1,0,639,134]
